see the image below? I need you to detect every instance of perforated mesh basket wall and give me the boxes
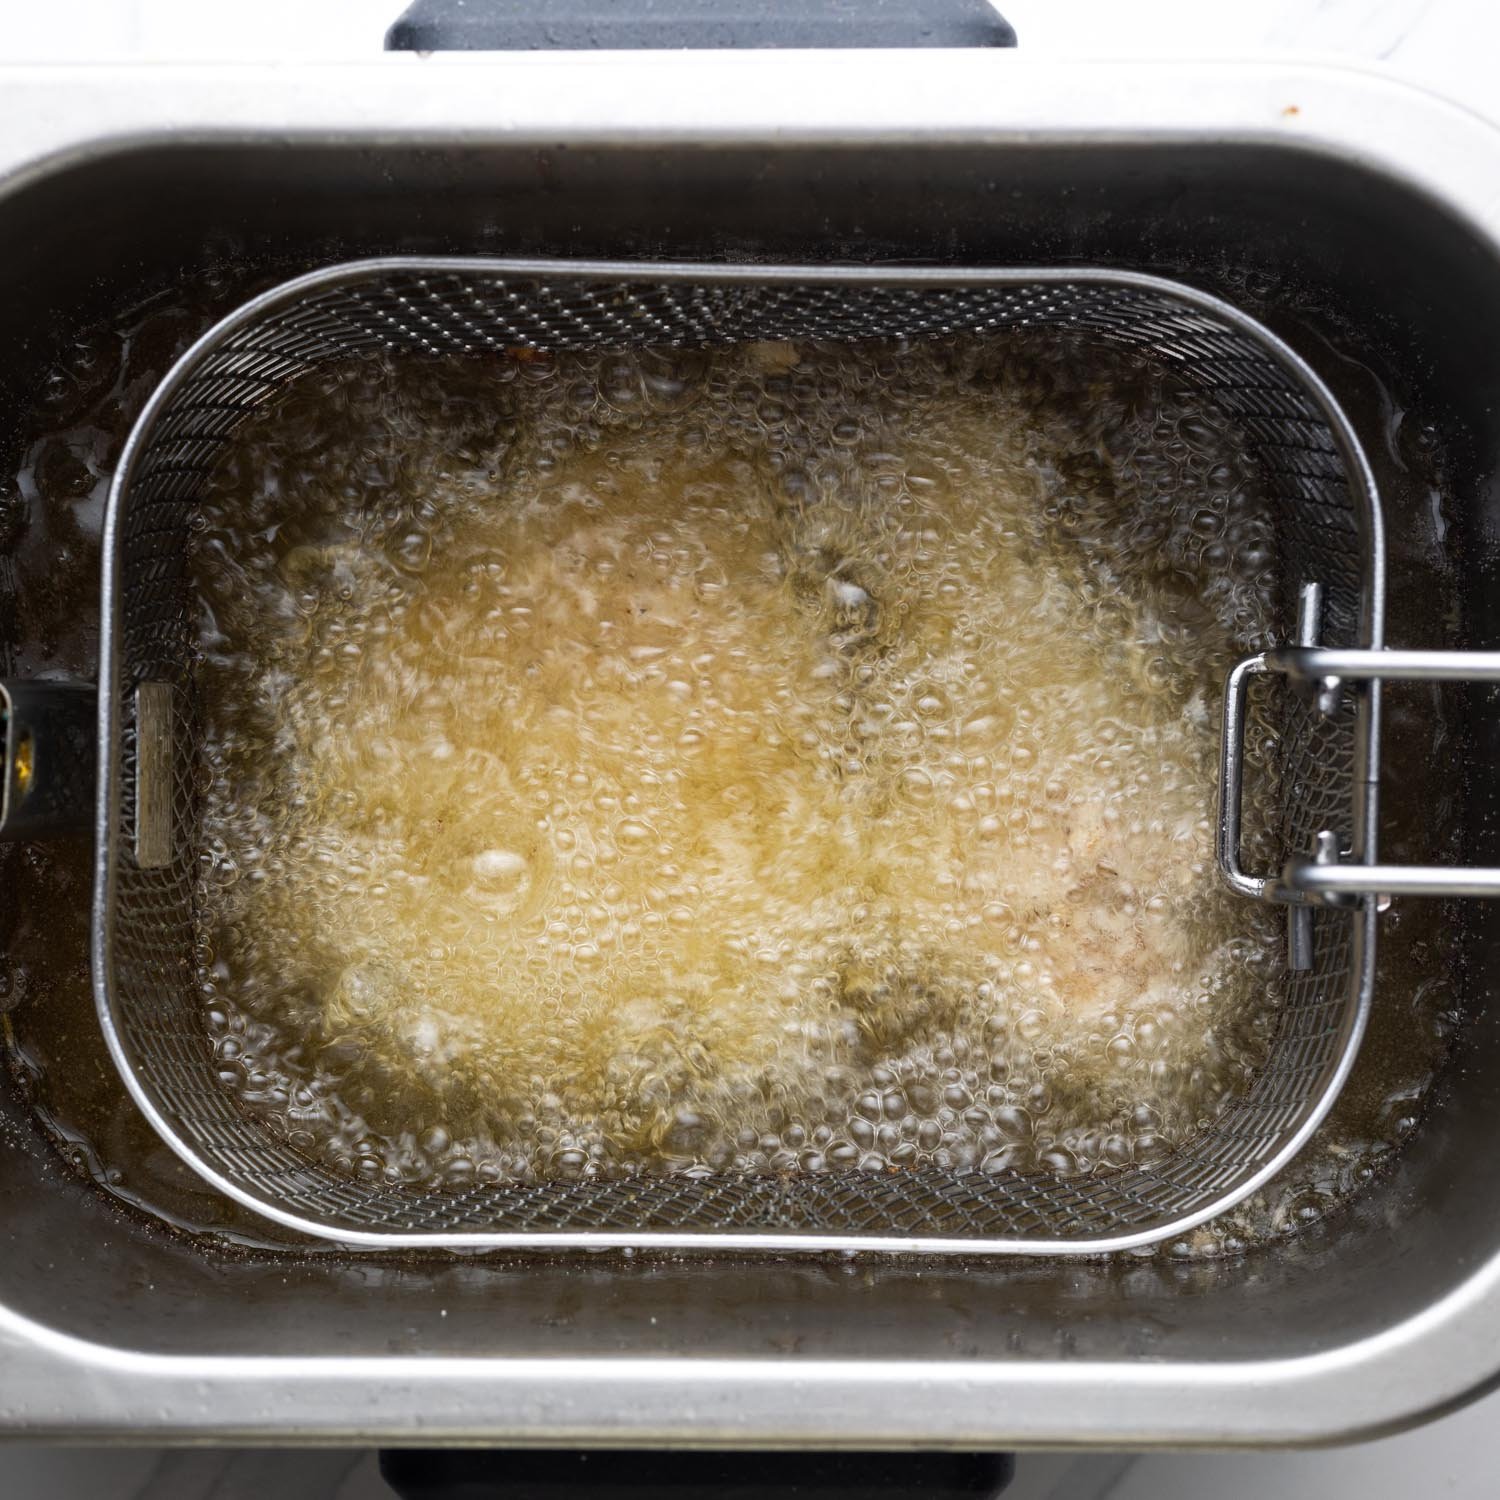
[95,262,1378,1251]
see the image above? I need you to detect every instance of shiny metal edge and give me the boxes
[0,680,14,829]
[1216,653,1272,901]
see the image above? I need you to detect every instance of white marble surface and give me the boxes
[4,0,1500,1494]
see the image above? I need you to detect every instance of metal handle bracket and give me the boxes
[1219,618,1500,907]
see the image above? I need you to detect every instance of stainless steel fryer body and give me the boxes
[0,53,1497,1446]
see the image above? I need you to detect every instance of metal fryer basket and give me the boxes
[95,260,1382,1253]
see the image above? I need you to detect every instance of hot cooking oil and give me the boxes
[0,287,1465,1257]
[189,335,1283,1190]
